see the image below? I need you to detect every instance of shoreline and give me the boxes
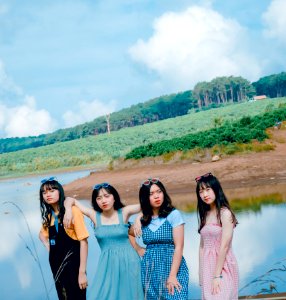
[0,164,103,182]
[64,135,286,208]
[2,129,285,208]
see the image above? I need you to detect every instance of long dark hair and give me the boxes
[39,180,65,228]
[139,180,175,226]
[196,174,238,233]
[91,184,125,212]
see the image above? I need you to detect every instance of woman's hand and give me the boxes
[211,277,222,295]
[78,271,88,290]
[166,275,182,295]
[63,197,75,228]
[128,233,146,257]
[39,231,50,251]
[136,246,146,257]
[133,214,142,237]
[167,224,184,294]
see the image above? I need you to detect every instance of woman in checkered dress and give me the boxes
[196,173,239,300]
[138,178,189,300]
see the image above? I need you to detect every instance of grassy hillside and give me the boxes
[0,90,193,153]
[126,105,286,159]
[1,97,286,178]
[2,71,286,155]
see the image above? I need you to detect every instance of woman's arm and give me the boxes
[78,238,88,290]
[199,236,204,286]
[64,197,95,227]
[122,204,141,222]
[128,234,146,257]
[167,224,184,295]
[212,209,234,295]
[131,212,143,237]
[39,230,49,251]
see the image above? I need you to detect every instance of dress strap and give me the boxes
[118,209,124,224]
[95,211,102,226]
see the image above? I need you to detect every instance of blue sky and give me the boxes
[0,0,285,138]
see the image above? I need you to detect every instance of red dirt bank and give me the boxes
[65,129,286,208]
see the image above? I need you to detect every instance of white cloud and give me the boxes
[1,58,117,137]
[129,5,262,89]
[262,0,286,44]
[0,205,41,260]
[0,216,20,260]
[0,60,23,100]
[0,60,56,138]
[0,96,56,138]
[183,210,272,287]
[63,99,117,128]
[233,213,271,285]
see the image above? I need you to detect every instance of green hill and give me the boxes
[1,71,285,155]
[0,90,194,154]
[1,97,285,178]
[126,104,286,159]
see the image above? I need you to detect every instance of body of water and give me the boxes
[0,171,285,299]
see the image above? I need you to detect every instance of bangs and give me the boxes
[198,181,211,190]
[40,182,59,192]
[101,187,112,194]
[94,187,111,196]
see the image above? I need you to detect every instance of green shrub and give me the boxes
[125,106,286,159]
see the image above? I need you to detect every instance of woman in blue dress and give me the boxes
[64,182,144,300]
[136,178,189,300]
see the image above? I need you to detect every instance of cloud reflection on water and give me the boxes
[0,172,285,299]
[182,203,286,297]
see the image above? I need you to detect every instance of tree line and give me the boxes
[0,71,285,154]
[0,91,194,153]
[253,72,286,98]
[193,76,255,108]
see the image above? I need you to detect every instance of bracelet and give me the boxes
[213,275,223,279]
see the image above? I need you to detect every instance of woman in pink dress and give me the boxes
[195,172,239,300]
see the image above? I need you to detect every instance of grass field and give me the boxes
[1,97,286,178]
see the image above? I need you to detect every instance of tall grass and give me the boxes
[3,201,80,299]
[3,201,50,300]
[239,258,286,296]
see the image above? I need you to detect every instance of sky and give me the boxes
[0,0,285,138]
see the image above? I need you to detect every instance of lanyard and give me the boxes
[51,210,59,233]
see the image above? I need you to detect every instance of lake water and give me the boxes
[0,171,285,300]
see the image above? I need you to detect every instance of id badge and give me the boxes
[50,239,56,246]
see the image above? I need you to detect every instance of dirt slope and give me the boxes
[64,128,286,207]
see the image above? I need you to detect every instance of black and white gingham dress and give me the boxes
[141,219,189,299]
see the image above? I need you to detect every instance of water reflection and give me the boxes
[180,204,286,299]
[0,173,285,299]
[236,206,286,296]
[184,193,285,213]
[0,170,91,300]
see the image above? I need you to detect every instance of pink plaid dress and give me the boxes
[200,223,239,300]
